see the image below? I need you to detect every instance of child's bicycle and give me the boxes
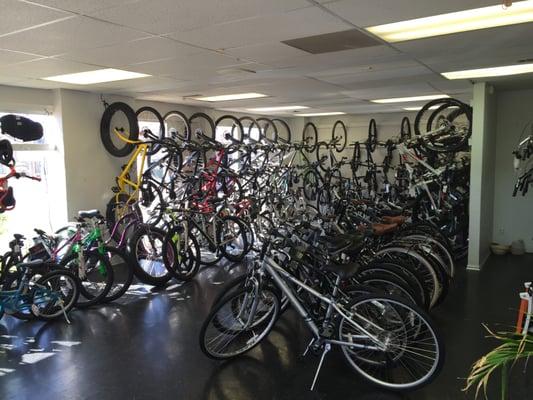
[0,260,79,323]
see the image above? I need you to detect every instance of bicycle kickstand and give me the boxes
[310,343,331,391]
[302,338,315,357]
[59,300,71,324]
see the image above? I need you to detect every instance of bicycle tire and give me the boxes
[128,225,172,287]
[100,102,139,157]
[272,119,291,144]
[164,110,190,142]
[162,224,201,281]
[101,245,134,302]
[332,120,347,152]
[136,106,165,156]
[32,269,80,320]
[189,112,216,141]
[257,118,278,143]
[216,115,244,144]
[367,119,378,152]
[302,122,318,152]
[400,116,411,143]
[60,251,113,308]
[216,216,249,262]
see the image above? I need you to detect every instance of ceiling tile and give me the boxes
[0,16,147,56]
[341,81,442,100]
[128,51,247,77]
[89,0,309,35]
[0,57,97,78]
[26,0,140,14]
[223,43,310,64]
[59,37,203,67]
[323,0,501,27]
[168,7,350,50]
[0,49,41,66]
[396,24,533,72]
[0,0,71,37]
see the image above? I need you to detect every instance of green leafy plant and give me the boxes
[464,324,533,399]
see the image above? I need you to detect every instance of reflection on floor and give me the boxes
[1,254,533,399]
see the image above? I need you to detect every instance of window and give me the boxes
[0,112,67,249]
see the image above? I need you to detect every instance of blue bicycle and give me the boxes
[0,260,79,323]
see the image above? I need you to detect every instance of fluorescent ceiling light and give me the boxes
[43,68,150,85]
[367,1,533,42]
[194,93,267,102]
[442,63,533,79]
[248,105,309,112]
[404,105,459,111]
[372,94,449,104]
[297,112,346,117]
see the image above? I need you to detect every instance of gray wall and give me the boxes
[468,82,497,270]
[492,88,533,252]
[0,85,304,218]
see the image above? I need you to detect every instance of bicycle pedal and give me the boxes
[111,186,120,193]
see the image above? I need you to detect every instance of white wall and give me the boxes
[468,83,497,270]
[492,88,533,252]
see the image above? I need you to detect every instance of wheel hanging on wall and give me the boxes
[331,120,347,152]
[414,98,472,153]
[100,102,139,157]
[163,110,190,142]
[400,116,412,143]
[257,118,278,143]
[302,122,318,152]
[367,119,378,152]
[189,112,216,142]
[216,115,244,144]
[136,106,165,156]
[272,119,291,144]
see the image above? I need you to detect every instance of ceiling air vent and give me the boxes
[282,29,381,54]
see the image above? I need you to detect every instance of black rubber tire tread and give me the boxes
[216,216,249,262]
[60,251,113,308]
[32,269,80,320]
[272,119,291,144]
[332,120,347,152]
[162,225,201,281]
[136,106,165,156]
[128,225,172,287]
[163,110,191,142]
[101,245,134,302]
[216,115,244,144]
[400,116,411,142]
[367,119,378,152]
[189,112,216,141]
[257,118,278,143]
[100,102,139,157]
[302,122,318,152]
[199,286,281,360]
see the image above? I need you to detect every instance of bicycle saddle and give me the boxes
[322,261,360,279]
[381,215,407,226]
[372,223,398,236]
[78,209,102,219]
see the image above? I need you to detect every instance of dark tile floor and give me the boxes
[1,254,533,400]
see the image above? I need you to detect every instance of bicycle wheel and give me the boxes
[332,120,347,152]
[400,116,411,143]
[129,225,172,286]
[217,115,244,144]
[190,112,216,141]
[164,110,190,142]
[338,294,444,391]
[101,245,134,302]
[257,118,278,143]
[367,119,378,152]
[302,122,318,152]
[106,193,141,242]
[272,119,291,144]
[162,224,201,281]
[316,141,331,172]
[352,142,361,173]
[60,251,113,308]
[217,216,249,262]
[31,269,79,320]
[199,286,280,360]
[303,170,320,201]
[139,179,165,226]
[100,102,139,157]
[136,106,165,156]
